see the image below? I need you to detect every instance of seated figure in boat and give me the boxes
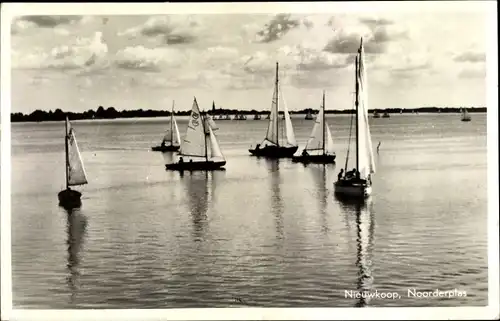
[302,149,309,157]
[255,144,260,150]
[337,168,344,181]
[179,157,184,163]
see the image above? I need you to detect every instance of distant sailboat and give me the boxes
[292,91,336,164]
[165,97,226,171]
[382,111,390,118]
[372,111,380,118]
[334,38,376,199]
[305,110,314,120]
[253,113,262,120]
[461,108,472,122]
[151,101,181,152]
[58,117,88,209]
[249,62,298,158]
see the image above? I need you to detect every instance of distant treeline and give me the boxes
[10,105,487,123]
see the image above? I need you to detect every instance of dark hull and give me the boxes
[249,145,298,158]
[165,160,226,171]
[151,144,180,152]
[58,189,82,210]
[461,118,471,122]
[292,154,336,164]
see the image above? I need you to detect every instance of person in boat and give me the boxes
[302,149,309,157]
[255,144,260,150]
[337,168,344,181]
[377,141,381,154]
[179,157,184,163]
[161,140,166,148]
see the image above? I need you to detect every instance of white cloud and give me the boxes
[114,46,187,72]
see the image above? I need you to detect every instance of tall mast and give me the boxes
[355,41,361,171]
[64,116,69,190]
[170,100,174,144]
[275,61,280,147]
[322,90,326,155]
[196,98,209,162]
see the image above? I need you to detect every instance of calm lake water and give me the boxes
[11,113,488,308]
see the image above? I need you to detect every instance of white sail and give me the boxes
[172,113,181,145]
[356,40,376,179]
[179,98,206,159]
[262,88,279,146]
[280,85,297,147]
[67,120,88,186]
[325,123,335,155]
[304,103,324,153]
[208,124,225,162]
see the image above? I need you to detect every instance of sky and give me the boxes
[8,3,491,114]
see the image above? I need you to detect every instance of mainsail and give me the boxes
[355,39,376,180]
[304,92,335,156]
[180,98,206,159]
[261,62,297,148]
[66,118,88,187]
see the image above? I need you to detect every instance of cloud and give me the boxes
[114,46,186,72]
[16,15,84,28]
[255,14,306,43]
[12,32,109,71]
[458,67,486,79]
[359,17,394,28]
[118,15,203,45]
[453,51,486,63]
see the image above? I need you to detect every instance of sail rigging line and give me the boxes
[65,117,70,190]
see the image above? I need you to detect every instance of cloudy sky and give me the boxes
[9,3,491,114]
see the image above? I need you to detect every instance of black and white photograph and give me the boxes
[1,2,498,320]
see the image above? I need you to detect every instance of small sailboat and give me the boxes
[382,111,390,118]
[292,91,336,164]
[461,108,471,122]
[151,101,181,152]
[305,110,314,120]
[249,62,298,158]
[372,111,380,118]
[334,38,376,199]
[253,113,262,120]
[58,117,88,209]
[165,97,226,171]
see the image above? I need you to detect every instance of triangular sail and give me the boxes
[280,85,297,147]
[262,84,279,146]
[356,39,376,179]
[179,98,206,158]
[325,124,335,155]
[164,102,181,146]
[208,124,225,162]
[66,119,88,186]
[304,102,324,153]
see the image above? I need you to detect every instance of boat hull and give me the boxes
[292,154,336,164]
[58,189,82,209]
[461,118,471,122]
[334,180,372,199]
[151,144,180,152]
[249,145,298,158]
[165,160,226,171]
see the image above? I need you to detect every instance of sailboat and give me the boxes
[305,110,314,120]
[165,97,226,171]
[249,62,298,158]
[292,91,336,164]
[461,108,471,122]
[58,117,88,209]
[334,38,376,199]
[151,101,181,152]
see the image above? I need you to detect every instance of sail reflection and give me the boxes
[64,207,88,305]
[336,198,375,307]
[265,159,284,241]
[182,171,224,242]
[309,165,329,234]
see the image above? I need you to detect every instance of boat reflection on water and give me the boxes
[64,207,88,305]
[265,158,284,242]
[181,170,225,242]
[335,197,375,307]
[309,164,332,234]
